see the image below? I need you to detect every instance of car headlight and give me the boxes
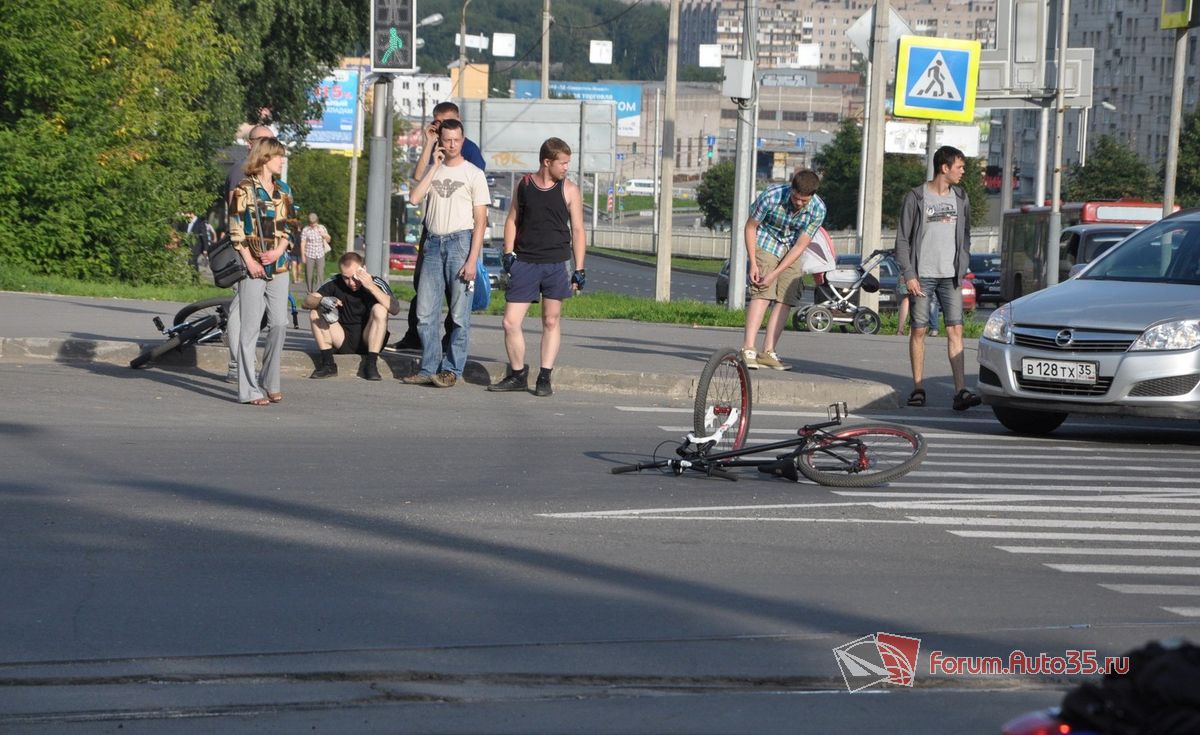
[982,303,1013,344]
[1130,319,1200,351]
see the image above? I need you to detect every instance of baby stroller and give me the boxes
[794,249,892,335]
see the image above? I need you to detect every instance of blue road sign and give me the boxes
[756,138,764,148]
[616,152,626,161]
[706,135,716,146]
[796,137,806,149]
[894,35,980,123]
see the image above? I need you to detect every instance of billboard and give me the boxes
[305,68,361,151]
[513,80,642,137]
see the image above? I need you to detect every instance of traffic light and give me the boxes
[371,0,415,73]
[632,142,637,155]
[706,146,714,159]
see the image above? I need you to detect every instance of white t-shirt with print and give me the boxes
[422,161,490,236]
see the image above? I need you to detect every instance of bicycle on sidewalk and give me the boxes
[611,347,928,486]
[129,294,299,369]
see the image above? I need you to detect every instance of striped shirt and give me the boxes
[749,184,827,258]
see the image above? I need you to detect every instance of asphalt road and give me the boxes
[2,358,1199,732]
[587,252,717,302]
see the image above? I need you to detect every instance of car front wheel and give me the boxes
[991,406,1068,435]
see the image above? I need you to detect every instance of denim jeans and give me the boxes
[910,276,963,328]
[415,230,472,377]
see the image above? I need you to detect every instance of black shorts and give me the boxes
[336,324,389,354]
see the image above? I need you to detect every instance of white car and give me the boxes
[977,210,1200,434]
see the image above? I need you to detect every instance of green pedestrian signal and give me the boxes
[371,0,415,72]
[706,148,714,158]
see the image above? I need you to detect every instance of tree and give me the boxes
[0,0,234,285]
[1172,107,1200,208]
[811,119,862,230]
[1066,135,1158,201]
[695,161,735,229]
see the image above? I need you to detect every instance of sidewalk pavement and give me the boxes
[0,291,923,409]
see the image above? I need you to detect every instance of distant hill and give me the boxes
[415,0,669,85]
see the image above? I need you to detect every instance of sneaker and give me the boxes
[431,371,458,388]
[225,363,239,383]
[309,361,338,379]
[386,336,422,353]
[401,373,433,385]
[358,360,382,381]
[740,348,760,369]
[757,351,790,371]
[488,368,529,392]
[534,373,553,397]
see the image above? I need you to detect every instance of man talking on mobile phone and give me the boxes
[401,118,490,388]
[390,102,486,353]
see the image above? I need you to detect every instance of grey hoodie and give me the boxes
[894,182,971,285]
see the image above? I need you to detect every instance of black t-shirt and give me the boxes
[317,275,393,328]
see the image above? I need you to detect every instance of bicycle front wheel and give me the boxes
[174,297,232,326]
[693,348,753,454]
[130,336,183,369]
[796,423,926,487]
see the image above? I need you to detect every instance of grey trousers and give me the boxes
[304,257,325,294]
[236,272,289,402]
[226,281,240,369]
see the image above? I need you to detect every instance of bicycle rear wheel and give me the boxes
[174,297,232,326]
[795,423,926,487]
[693,347,753,455]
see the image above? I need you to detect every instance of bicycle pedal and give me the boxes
[152,317,165,332]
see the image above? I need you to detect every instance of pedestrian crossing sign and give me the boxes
[893,35,981,123]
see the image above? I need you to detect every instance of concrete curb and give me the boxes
[0,337,900,410]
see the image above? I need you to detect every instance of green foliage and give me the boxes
[288,150,356,258]
[1066,135,1158,201]
[695,161,736,228]
[1172,108,1200,208]
[416,0,669,83]
[0,0,233,286]
[961,157,989,229]
[812,119,862,229]
[881,155,927,229]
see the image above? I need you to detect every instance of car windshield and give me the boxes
[483,252,501,267]
[390,244,416,255]
[1081,232,1131,262]
[971,254,1000,271]
[1082,218,1200,285]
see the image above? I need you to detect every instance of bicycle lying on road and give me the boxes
[129,295,298,369]
[611,347,928,487]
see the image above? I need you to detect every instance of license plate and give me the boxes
[1021,358,1098,384]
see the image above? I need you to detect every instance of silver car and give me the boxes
[977,210,1200,434]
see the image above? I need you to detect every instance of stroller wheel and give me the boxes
[806,306,834,333]
[792,306,812,331]
[853,308,881,335]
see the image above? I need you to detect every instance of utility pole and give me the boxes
[1045,0,1070,289]
[656,0,681,301]
[1163,25,1189,217]
[346,61,367,253]
[364,77,393,278]
[727,0,758,309]
[457,0,471,99]
[859,0,889,314]
[541,0,551,99]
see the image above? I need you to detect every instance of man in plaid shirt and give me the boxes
[740,169,825,370]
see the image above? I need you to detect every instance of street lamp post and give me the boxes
[458,0,472,99]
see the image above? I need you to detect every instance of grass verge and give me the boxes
[0,265,229,303]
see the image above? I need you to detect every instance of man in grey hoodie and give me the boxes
[894,145,981,411]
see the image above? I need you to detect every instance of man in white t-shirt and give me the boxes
[401,119,490,388]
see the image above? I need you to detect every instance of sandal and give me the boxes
[953,388,982,411]
[906,388,926,407]
[245,397,270,406]
[267,392,283,403]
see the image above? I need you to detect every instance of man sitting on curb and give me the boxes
[303,252,399,381]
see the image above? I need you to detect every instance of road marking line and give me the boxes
[653,426,1200,450]
[955,531,1200,544]
[1161,607,1200,616]
[910,517,1200,531]
[835,491,1200,504]
[1046,563,1200,575]
[1102,584,1200,595]
[889,482,1200,493]
[899,504,1200,517]
[918,459,1200,472]
[997,546,1200,558]
[541,500,921,519]
[567,515,921,524]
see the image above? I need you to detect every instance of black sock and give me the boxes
[512,365,528,377]
[538,367,552,381]
[320,348,334,365]
[365,352,378,365]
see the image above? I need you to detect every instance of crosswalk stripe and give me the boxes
[897,504,1200,516]
[1046,564,1200,575]
[955,531,1200,544]
[835,491,1200,505]
[1100,584,1200,595]
[918,460,1200,472]
[922,452,1200,465]
[997,546,1200,558]
[889,482,1200,493]
[910,517,1200,531]
[905,471,1200,482]
[1161,607,1200,616]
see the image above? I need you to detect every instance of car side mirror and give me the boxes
[1067,263,1087,279]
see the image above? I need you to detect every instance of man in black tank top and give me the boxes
[487,137,587,397]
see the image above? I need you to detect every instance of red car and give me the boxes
[389,243,418,272]
[961,272,977,312]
